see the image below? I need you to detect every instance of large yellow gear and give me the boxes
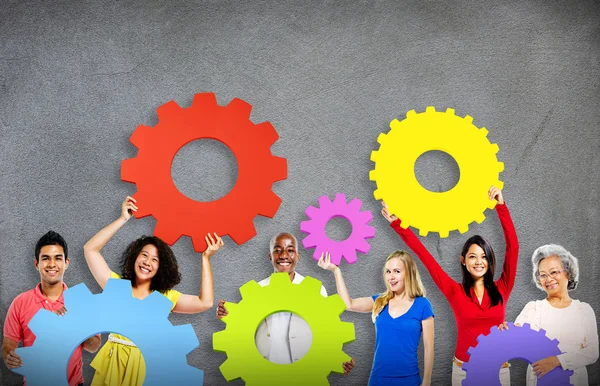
[370,106,504,237]
[213,272,355,385]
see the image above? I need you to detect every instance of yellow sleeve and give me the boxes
[163,289,182,311]
[110,271,121,279]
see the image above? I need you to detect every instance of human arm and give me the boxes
[317,252,374,312]
[421,316,434,386]
[490,186,519,294]
[82,335,101,353]
[382,202,457,298]
[1,338,21,369]
[83,196,138,289]
[555,303,599,371]
[173,233,223,314]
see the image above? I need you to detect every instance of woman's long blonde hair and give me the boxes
[372,250,426,322]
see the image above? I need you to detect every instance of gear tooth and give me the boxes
[191,235,209,253]
[120,158,141,183]
[218,359,240,381]
[458,225,469,234]
[28,309,58,336]
[172,324,200,354]
[103,278,133,297]
[418,229,429,237]
[425,106,436,114]
[467,347,473,356]
[144,291,174,318]
[270,156,288,181]
[341,249,358,264]
[325,294,347,315]
[370,150,379,162]
[129,124,153,149]
[153,221,183,246]
[333,193,347,206]
[373,189,383,200]
[363,225,376,239]
[228,223,257,245]
[522,323,531,329]
[475,213,486,224]
[301,233,317,248]
[479,127,489,137]
[464,115,473,124]
[156,100,182,121]
[551,338,560,345]
[539,328,546,335]
[318,195,333,209]
[254,121,279,146]
[445,107,455,115]
[192,92,218,108]
[347,197,363,212]
[299,276,323,293]
[339,321,356,343]
[130,192,152,218]
[490,143,500,154]
[304,205,319,220]
[439,230,449,238]
[389,119,402,130]
[257,191,282,218]
[63,283,92,312]
[496,180,505,189]
[212,330,228,351]
[226,98,252,119]
[376,132,387,144]
[497,161,505,173]
[239,280,261,299]
[369,170,377,181]
[356,209,373,224]
[406,110,417,118]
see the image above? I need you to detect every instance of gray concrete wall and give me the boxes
[1,1,599,385]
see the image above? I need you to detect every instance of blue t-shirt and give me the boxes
[369,295,434,382]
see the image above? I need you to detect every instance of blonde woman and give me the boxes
[319,250,434,386]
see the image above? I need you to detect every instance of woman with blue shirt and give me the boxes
[318,250,434,386]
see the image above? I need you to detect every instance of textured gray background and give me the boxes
[1,0,599,385]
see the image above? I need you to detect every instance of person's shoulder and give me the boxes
[12,287,37,303]
[573,299,595,314]
[415,296,432,305]
[257,277,270,287]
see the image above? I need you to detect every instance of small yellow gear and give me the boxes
[369,106,504,238]
[213,272,355,386]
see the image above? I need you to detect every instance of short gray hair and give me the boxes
[531,244,579,291]
[269,232,298,254]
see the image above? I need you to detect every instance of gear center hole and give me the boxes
[255,312,312,363]
[414,150,460,193]
[171,139,238,202]
[325,215,353,242]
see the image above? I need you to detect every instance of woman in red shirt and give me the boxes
[381,186,518,386]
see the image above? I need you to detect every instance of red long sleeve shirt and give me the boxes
[390,203,519,362]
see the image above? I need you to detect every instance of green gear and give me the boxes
[213,272,355,385]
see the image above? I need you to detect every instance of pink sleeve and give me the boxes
[3,297,23,343]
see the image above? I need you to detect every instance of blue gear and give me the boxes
[13,279,203,386]
[463,322,573,386]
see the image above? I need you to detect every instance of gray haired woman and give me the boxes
[512,244,598,385]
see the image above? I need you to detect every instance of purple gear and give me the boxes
[300,193,375,265]
[463,322,574,386]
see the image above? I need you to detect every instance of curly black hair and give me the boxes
[119,236,181,294]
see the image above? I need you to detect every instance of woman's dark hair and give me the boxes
[460,235,503,307]
[119,236,181,293]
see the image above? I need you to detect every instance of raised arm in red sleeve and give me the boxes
[494,203,519,296]
[390,219,459,299]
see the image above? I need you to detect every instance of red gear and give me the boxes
[121,93,287,252]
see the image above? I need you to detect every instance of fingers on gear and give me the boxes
[462,323,573,386]
[300,193,376,265]
[370,106,504,238]
[213,272,355,385]
[121,92,288,252]
[14,279,203,386]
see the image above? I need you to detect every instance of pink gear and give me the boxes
[300,193,375,265]
[121,93,287,252]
